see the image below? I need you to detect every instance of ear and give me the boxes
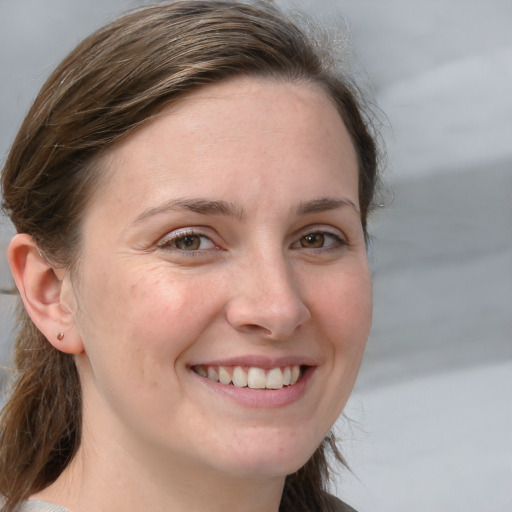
[8,233,84,354]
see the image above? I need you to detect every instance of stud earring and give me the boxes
[57,332,65,341]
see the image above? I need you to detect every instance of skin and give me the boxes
[10,77,372,512]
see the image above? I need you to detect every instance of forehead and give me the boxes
[88,77,359,218]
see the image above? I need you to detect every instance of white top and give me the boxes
[17,501,69,512]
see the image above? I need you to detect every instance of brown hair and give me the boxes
[0,1,379,510]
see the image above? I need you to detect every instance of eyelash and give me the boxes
[157,229,218,254]
[292,230,347,251]
[156,228,348,255]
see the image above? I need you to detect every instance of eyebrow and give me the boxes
[132,196,359,225]
[133,198,244,224]
[297,197,360,215]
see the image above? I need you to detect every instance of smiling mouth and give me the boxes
[192,364,303,390]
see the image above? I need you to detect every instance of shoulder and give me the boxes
[324,493,359,512]
[12,501,70,512]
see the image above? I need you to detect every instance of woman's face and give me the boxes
[69,77,372,480]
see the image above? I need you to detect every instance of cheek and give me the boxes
[315,263,373,344]
[75,262,221,376]
[74,265,225,421]
[129,269,226,336]
[313,263,372,397]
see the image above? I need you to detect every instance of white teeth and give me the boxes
[247,367,266,389]
[290,365,300,385]
[196,364,303,389]
[219,366,232,385]
[283,366,291,386]
[232,366,248,388]
[207,366,219,382]
[196,365,208,378]
[266,367,284,389]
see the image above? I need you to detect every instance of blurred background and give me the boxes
[1,1,511,510]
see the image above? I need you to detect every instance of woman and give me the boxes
[0,1,380,511]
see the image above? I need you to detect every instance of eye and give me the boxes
[293,230,346,250]
[158,230,217,252]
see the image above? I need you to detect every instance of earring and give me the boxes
[57,332,65,341]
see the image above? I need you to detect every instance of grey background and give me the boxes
[1,1,511,510]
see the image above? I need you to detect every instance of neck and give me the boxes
[33,429,285,512]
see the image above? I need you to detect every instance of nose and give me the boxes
[225,253,311,340]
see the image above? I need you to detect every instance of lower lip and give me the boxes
[192,366,315,408]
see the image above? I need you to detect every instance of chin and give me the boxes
[212,431,321,479]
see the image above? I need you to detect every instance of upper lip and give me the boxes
[189,355,318,369]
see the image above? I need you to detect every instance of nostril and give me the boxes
[225,292,310,339]
[243,324,272,335]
